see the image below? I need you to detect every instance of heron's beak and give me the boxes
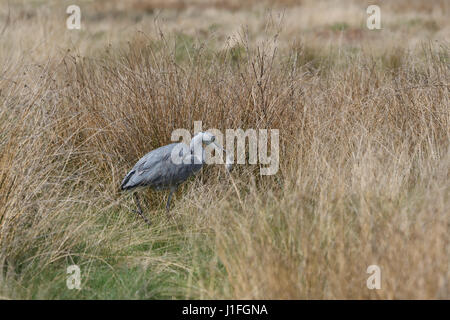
[212,142,233,172]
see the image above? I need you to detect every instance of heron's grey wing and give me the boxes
[139,148,204,188]
[121,143,187,190]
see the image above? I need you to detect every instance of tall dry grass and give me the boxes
[0,0,449,299]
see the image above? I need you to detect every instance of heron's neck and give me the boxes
[190,134,205,163]
[190,134,203,153]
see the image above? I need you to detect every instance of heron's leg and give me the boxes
[165,187,176,216]
[133,192,151,225]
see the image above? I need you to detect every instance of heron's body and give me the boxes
[121,132,229,224]
[120,143,203,191]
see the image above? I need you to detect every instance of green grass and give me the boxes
[4,209,223,299]
[329,22,349,32]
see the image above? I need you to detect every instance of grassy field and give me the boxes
[0,0,449,299]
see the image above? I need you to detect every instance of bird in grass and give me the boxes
[120,132,232,224]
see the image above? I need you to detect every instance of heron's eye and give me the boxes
[211,136,215,142]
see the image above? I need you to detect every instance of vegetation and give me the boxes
[0,0,448,299]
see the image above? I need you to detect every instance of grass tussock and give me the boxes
[0,1,449,299]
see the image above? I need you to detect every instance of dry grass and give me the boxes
[0,0,449,299]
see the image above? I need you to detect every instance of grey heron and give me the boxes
[120,131,231,224]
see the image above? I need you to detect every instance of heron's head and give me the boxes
[200,132,216,145]
[191,132,232,172]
